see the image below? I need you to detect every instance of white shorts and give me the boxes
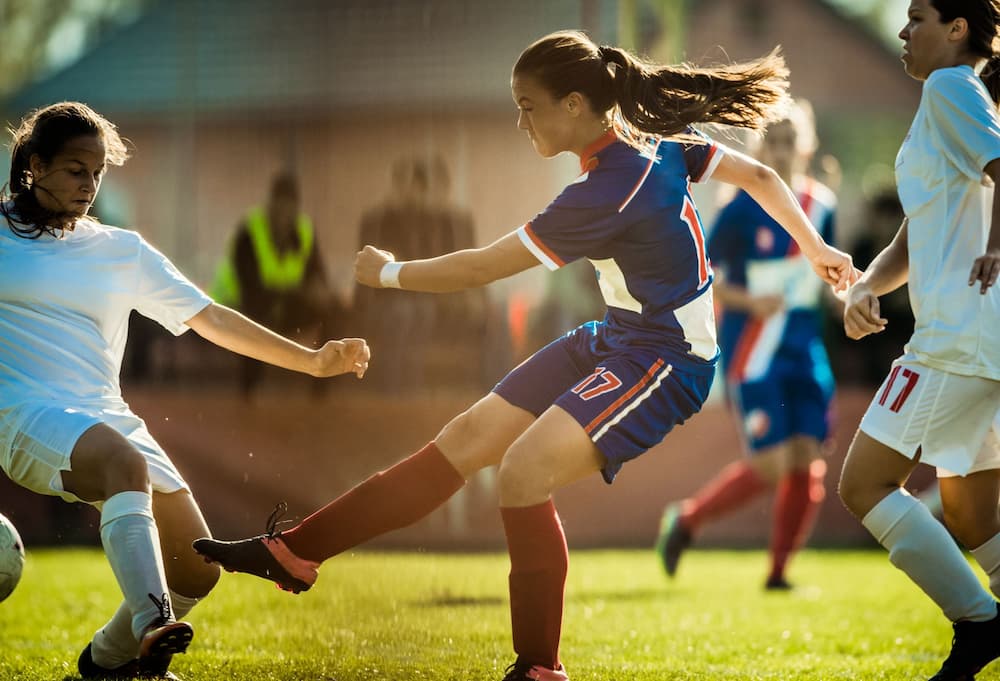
[859,355,1000,477]
[0,401,189,506]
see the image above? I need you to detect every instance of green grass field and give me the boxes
[1,547,997,680]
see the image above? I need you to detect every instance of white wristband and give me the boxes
[379,261,404,288]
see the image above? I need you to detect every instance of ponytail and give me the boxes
[598,45,790,141]
[514,31,790,148]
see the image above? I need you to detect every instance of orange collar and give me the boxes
[578,130,617,173]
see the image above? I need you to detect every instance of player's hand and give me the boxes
[355,245,394,288]
[311,338,370,378]
[843,282,886,340]
[807,244,859,292]
[747,293,784,319]
[969,248,1000,294]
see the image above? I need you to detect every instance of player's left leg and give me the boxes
[497,405,605,681]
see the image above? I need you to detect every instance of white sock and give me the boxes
[863,489,997,622]
[972,532,1000,599]
[91,589,201,669]
[100,491,171,641]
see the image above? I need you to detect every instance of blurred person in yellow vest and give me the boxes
[212,171,338,397]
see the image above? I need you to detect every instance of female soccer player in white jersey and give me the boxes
[195,31,854,680]
[657,100,837,591]
[0,102,369,679]
[837,1,1000,679]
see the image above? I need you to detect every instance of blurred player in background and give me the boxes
[195,30,854,681]
[0,102,369,680]
[657,100,836,591]
[837,1,1000,679]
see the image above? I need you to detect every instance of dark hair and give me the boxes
[513,30,790,148]
[1,101,129,239]
[931,0,1000,103]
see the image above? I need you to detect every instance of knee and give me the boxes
[437,409,504,476]
[496,444,549,506]
[836,470,867,519]
[103,444,150,497]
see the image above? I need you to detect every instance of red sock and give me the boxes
[281,442,465,562]
[681,460,769,531]
[501,500,567,670]
[768,459,827,581]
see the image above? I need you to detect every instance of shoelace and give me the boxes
[502,662,531,681]
[147,592,173,623]
[265,501,295,538]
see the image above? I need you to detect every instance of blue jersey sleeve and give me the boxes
[517,165,638,270]
[681,129,723,182]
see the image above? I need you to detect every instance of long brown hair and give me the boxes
[1,101,129,239]
[932,0,1000,104]
[513,30,790,146]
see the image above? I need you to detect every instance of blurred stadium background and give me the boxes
[0,0,934,552]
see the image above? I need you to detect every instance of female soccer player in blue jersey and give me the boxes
[657,101,836,591]
[0,102,369,680]
[837,1,1000,679]
[195,30,854,680]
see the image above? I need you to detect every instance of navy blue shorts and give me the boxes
[493,322,713,483]
[727,338,834,453]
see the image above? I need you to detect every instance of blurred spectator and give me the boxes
[211,171,341,397]
[840,189,913,385]
[355,157,437,392]
[427,154,492,381]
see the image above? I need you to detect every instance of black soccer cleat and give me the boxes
[136,593,192,679]
[928,603,1000,681]
[501,659,570,680]
[655,504,691,577]
[192,502,318,594]
[764,575,793,591]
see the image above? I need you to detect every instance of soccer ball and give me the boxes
[0,513,25,602]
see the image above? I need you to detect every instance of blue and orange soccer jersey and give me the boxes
[708,178,836,450]
[496,131,724,482]
[516,130,722,373]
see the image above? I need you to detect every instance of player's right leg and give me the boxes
[193,392,535,591]
[62,424,194,675]
[839,430,999,681]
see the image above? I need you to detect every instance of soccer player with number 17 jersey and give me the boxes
[195,30,854,680]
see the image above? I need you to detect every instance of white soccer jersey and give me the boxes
[0,216,212,409]
[895,65,1000,380]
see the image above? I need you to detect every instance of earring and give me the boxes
[22,170,33,189]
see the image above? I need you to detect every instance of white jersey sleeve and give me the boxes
[134,236,213,335]
[925,68,1000,179]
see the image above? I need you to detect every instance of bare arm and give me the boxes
[185,303,369,378]
[711,149,857,290]
[712,273,783,319]
[355,231,540,292]
[969,157,1000,293]
[842,220,908,340]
